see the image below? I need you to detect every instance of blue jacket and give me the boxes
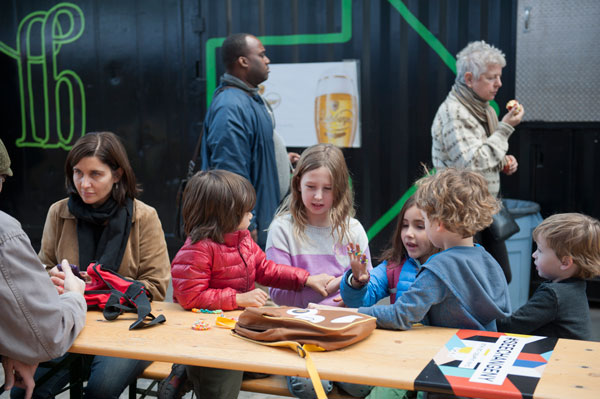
[340,258,420,307]
[359,245,511,331]
[201,80,280,248]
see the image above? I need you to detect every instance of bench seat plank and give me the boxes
[139,362,355,398]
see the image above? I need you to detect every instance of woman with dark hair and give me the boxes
[15,132,170,399]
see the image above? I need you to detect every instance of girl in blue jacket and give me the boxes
[341,195,437,307]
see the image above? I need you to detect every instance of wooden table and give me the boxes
[69,302,600,399]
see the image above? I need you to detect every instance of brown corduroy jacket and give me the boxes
[39,198,170,300]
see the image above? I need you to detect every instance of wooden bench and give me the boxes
[131,361,355,398]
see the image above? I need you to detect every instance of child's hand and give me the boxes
[325,276,341,296]
[236,288,268,308]
[308,302,358,312]
[347,243,369,286]
[305,273,335,297]
[332,295,345,306]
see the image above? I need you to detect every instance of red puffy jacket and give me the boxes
[171,230,309,310]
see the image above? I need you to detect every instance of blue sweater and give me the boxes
[201,77,279,248]
[340,258,420,307]
[359,245,511,331]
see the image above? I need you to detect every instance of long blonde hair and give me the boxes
[277,144,355,242]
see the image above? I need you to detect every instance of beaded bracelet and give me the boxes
[348,272,370,288]
[192,308,222,314]
[191,320,211,331]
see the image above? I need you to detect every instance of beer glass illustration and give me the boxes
[314,73,357,147]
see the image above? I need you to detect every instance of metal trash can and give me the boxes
[503,199,543,310]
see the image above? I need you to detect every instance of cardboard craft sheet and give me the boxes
[415,329,557,399]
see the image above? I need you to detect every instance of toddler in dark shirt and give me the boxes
[497,213,600,340]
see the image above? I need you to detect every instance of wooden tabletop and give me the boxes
[69,302,600,398]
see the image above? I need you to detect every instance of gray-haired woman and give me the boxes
[431,40,524,283]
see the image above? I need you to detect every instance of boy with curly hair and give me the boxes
[497,213,600,340]
[330,167,511,332]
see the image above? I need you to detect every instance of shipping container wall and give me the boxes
[1,0,597,260]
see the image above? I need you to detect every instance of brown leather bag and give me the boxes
[228,307,376,398]
[233,306,376,351]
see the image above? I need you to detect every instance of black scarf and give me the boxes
[68,194,133,272]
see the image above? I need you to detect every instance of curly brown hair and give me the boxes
[414,168,499,237]
[533,213,600,280]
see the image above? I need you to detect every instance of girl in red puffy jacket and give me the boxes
[169,170,336,399]
[171,169,334,311]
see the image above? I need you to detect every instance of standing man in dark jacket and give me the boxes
[201,33,298,249]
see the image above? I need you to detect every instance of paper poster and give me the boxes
[414,330,557,399]
[260,61,361,148]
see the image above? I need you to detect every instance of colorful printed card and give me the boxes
[414,330,557,399]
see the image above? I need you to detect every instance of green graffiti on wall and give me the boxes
[0,2,86,150]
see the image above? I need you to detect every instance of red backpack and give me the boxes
[84,263,166,330]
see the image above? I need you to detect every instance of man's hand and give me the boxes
[502,155,518,175]
[2,357,38,399]
[501,104,524,127]
[49,260,85,295]
[346,243,369,287]
[61,260,85,295]
[236,288,268,308]
[48,265,66,295]
[288,152,300,166]
[305,273,335,297]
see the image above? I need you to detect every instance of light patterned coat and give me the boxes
[431,92,514,197]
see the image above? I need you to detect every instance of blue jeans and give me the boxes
[10,354,150,399]
[287,375,372,399]
[85,355,150,398]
